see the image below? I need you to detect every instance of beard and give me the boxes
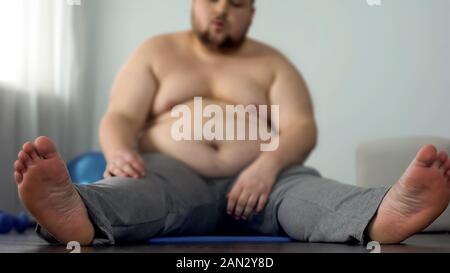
[192,12,251,52]
[196,29,246,51]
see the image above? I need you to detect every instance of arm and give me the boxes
[227,53,318,219]
[99,40,158,177]
[257,54,317,173]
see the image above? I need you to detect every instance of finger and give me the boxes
[106,163,114,173]
[121,163,140,178]
[241,194,258,220]
[127,153,146,176]
[113,156,127,168]
[234,191,251,219]
[115,156,143,177]
[129,153,145,165]
[226,186,242,215]
[103,164,112,177]
[227,196,237,216]
[110,163,128,177]
[103,170,112,178]
[106,163,117,175]
[114,168,128,177]
[130,161,146,176]
[255,194,269,213]
[124,159,145,177]
[109,161,129,177]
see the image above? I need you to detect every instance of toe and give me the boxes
[438,152,448,167]
[415,145,438,167]
[34,136,58,159]
[18,150,32,165]
[22,142,41,160]
[14,160,25,173]
[442,160,450,176]
[432,151,446,169]
[14,171,23,184]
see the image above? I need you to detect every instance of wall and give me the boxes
[86,0,450,184]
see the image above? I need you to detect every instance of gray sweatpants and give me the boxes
[36,153,389,245]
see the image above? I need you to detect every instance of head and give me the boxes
[191,0,255,51]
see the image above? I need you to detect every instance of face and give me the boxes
[192,0,254,51]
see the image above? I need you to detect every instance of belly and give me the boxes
[138,98,266,177]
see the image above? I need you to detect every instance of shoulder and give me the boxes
[138,32,183,53]
[127,32,189,68]
[247,38,298,71]
[133,32,191,59]
[246,38,301,82]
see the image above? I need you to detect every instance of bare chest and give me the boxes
[151,59,274,117]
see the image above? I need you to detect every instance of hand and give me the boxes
[104,150,146,179]
[226,158,280,220]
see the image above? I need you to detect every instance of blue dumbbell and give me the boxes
[0,211,30,234]
[14,212,30,234]
[0,212,14,234]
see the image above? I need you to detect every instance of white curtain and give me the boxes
[0,0,93,213]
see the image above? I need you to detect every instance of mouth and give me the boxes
[211,19,226,31]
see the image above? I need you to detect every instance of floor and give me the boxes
[1,230,450,253]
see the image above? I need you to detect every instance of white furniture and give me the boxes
[356,136,450,232]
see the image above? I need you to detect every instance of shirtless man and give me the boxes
[13,0,450,246]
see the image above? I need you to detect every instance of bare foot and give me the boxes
[14,136,94,245]
[368,145,450,244]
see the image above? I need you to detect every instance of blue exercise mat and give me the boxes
[149,236,292,244]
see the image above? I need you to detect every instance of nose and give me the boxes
[215,0,229,17]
